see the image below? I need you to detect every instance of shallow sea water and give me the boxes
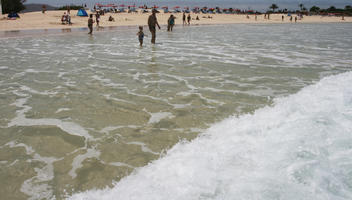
[0,23,351,199]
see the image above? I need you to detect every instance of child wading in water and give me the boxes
[137,26,146,47]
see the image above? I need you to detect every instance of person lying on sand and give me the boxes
[108,16,115,22]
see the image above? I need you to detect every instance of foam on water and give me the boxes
[69,148,101,178]
[70,72,352,200]
[5,141,62,200]
[8,93,92,140]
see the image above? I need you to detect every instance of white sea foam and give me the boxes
[69,148,101,178]
[20,85,57,96]
[8,96,92,140]
[147,112,175,124]
[69,72,352,200]
[6,141,62,200]
[55,108,71,113]
[108,162,134,168]
[126,142,159,155]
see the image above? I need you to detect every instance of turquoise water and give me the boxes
[0,23,351,199]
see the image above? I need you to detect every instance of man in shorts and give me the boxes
[88,14,95,34]
[148,9,161,44]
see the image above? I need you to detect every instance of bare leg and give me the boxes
[151,30,156,44]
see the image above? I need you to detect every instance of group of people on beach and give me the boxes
[182,13,192,25]
[61,12,72,25]
[89,9,178,46]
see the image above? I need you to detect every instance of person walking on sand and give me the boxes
[282,15,284,21]
[183,12,186,25]
[42,5,46,14]
[88,14,95,34]
[148,9,161,44]
[187,14,191,25]
[295,16,297,23]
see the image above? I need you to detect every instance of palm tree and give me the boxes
[310,6,320,13]
[327,6,336,12]
[299,3,304,11]
[270,4,278,12]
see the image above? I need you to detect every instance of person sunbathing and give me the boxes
[108,16,115,22]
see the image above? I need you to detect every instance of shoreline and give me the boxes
[1,10,350,31]
[1,21,351,39]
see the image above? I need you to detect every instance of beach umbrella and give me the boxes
[194,7,199,9]
[129,5,136,7]
[153,6,159,8]
[184,7,189,9]
[174,6,180,9]
[139,6,144,8]
[119,4,125,7]
[162,6,168,9]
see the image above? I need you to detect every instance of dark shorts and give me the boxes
[149,26,156,32]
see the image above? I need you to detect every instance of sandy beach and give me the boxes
[0,10,351,31]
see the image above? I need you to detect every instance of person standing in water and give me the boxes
[167,14,176,31]
[88,14,95,34]
[187,14,191,25]
[137,26,146,47]
[95,13,100,27]
[148,9,161,44]
[183,12,186,25]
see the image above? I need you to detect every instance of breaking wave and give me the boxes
[69,72,352,200]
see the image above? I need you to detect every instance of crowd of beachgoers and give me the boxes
[0,3,350,36]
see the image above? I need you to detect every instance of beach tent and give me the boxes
[77,9,88,17]
[8,13,20,19]
[173,6,181,13]
[119,5,126,12]
[162,6,169,13]
[193,7,200,13]
[128,5,136,12]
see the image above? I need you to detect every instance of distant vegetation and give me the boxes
[1,0,26,14]
[57,5,84,10]
[267,3,352,15]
